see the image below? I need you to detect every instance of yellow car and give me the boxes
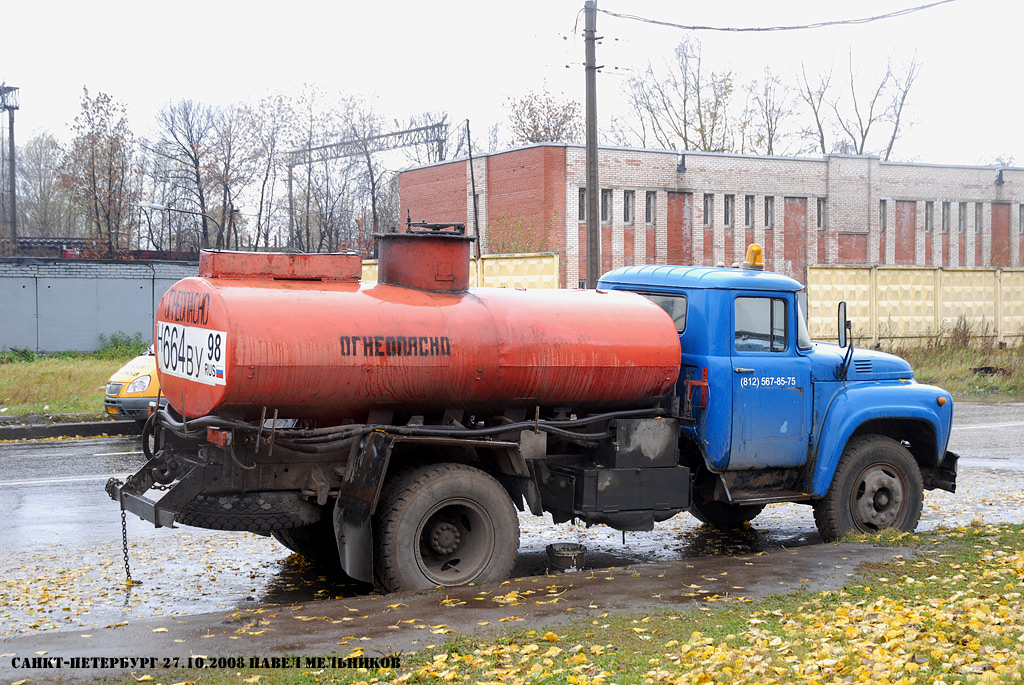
[105,346,165,426]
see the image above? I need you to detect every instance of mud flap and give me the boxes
[333,432,396,583]
[333,503,373,583]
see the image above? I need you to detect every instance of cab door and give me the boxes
[729,293,812,469]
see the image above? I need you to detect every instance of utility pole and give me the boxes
[584,1,600,288]
[0,85,18,243]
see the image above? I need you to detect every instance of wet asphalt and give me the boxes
[0,397,1021,681]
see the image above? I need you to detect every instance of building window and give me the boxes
[723,194,735,227]
[600,189,611,224]
[704,194,714,227]
[744,195,754,228]
[645,191,656,224]
[879,200,887,233]
[1020,204,1024,234]
[925,201,934,233]
[578,188,586,222]
[958,202,967,233]
[764,196,774,228]
[816,198,826,230]
[975,202,983,234]
[941,201,950,233]
[623,190,635,224]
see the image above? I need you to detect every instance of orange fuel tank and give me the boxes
[154,230,681,422]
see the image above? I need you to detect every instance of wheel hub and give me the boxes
[429,521,461,555]
[854,466,904,530]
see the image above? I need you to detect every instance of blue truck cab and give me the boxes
[598,246,958,540]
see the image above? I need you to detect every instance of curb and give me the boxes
[0,420,141,441]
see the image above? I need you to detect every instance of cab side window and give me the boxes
[735,297,787,352]
[637,293,687,333]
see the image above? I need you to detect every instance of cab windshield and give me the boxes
[797,300,812,350]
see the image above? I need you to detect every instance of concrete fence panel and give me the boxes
[361,252,559,289]
[808,265,1024,346]
[1,260,199,353]
[1,277,38,350]
[478,253,560,289]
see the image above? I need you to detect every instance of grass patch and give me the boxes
[877,315,1024,395]
[108,524,1024,684]
[0,355,125,416]
[0,330,148,418]
[898,344,1024,395]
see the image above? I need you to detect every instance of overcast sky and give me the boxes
[2,0,1019,167]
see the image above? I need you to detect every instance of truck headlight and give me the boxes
[126,375,152,394]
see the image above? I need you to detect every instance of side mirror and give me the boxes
[837,301,849,349]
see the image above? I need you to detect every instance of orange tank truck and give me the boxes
[110,221,690,592]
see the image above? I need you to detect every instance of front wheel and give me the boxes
[373,463,519,592]
[813,435,924,541]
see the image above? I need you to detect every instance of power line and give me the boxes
[597,0,957,33]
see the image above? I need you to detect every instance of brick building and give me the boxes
[398,144,1024,287]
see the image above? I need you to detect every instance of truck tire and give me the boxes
[373,463,519,592]
[271,506,344,571]
[178,492,322,532]
[689,499,766,531]
[688,466,765,530]
[813,435,923,541]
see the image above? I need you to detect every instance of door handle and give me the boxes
[734,367,755,373]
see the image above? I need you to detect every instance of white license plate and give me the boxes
[156,322,227,386]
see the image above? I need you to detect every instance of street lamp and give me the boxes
[141,202,222,249]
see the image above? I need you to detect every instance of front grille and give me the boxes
[106,382,124,396]
[854,360,873,374]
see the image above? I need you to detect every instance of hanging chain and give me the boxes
[120,509,133,585]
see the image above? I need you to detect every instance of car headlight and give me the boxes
[126,375,151,394]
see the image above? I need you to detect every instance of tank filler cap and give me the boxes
[741,243,764,270]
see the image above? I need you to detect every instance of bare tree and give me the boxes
[343,101,388,240]
[882,54,921,161]
[506,86,584,144]
[612,37,738,153]
[831,51,892,156]
[745,68,795,156]
[17,133,80,238]
[61,88,140,254]
[797,62,832,155]
[798,53,921,160]
[247,93,288,250]
[149,100,215,247]
[210,104,259,248]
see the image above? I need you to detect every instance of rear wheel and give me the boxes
[373,463,519,592]
[689,498,766,530]
[688,467,765,530]
[813,435,923,541]
[272,504,343,571]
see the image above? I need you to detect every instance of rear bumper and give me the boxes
[106,457,204,528]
